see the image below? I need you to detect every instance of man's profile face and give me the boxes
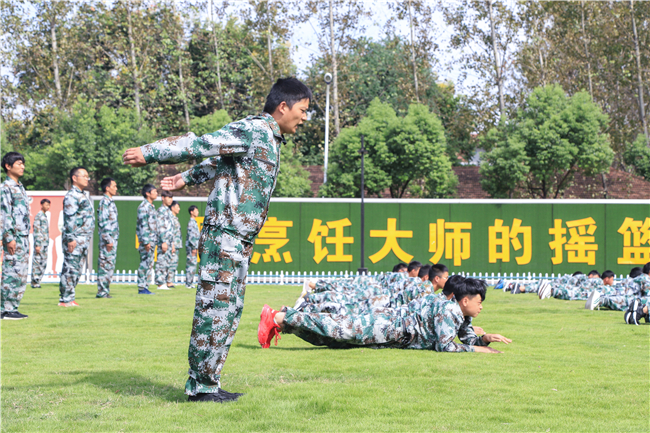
[171,204,180,215]
[459,294,483,318]
[41,202,51,212]
[433,272,449,290]
[162,196,173,206]
[275,98,309,134]
[6,160,25,178]
[106,181,118,196]
[148,189,158,201]
[408,267,420,278]
[191,208,199,218]
[603,276,614,286]
[588,274,599,279]
[73,169,90,190]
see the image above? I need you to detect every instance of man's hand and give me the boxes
[482,334,512,344]
[68,240,77,253]
[161,242,168,253]
[474,346,503,354]
[171,246,175,253]
[192,249,197,256]
[7,240,16,255]
[473,326,485,335]
[144,243,151,252]
[161,173,186,191]
[35,246,41,254]
[106,243,113,252]
[123,147,147,167]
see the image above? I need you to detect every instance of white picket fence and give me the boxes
[33,269,630,286]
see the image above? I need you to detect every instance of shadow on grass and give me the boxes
[82,370,185,402]
[235,343,329,351]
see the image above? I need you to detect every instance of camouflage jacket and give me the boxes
[98,194,119,245]
[141,113,284,243]
[33,210,50,248]
[1,178,30,242]
[157,205,175,246]
[136,200,158,247]
[633,273,650,297]
[62,185,95,243]
[404,294,475,352]
[186,218,200,250]
[172,215,182,249]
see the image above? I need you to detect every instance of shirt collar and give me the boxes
[104,194,113,202]
[5,178,21,187]
[71,185,82,193]
[260,112,286,144]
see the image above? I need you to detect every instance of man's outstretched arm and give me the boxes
[160,157,220,191]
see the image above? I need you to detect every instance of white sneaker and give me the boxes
[293,296,305,310]
[538,281,552,300]
[585,290,601,310]
[301,279,313,298]
[157,284,171,290]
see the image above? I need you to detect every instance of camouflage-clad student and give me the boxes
[136,184,158,295]
[96,178,119,299]
[58,167,95,307]
[588,265,650,311]
[1,152,31,320]
[185,205,200,289]
[31,198,51,288]
[166,201,182,287]
[259,276,510,354]
[123,78,312,402]
[155,190,175,290]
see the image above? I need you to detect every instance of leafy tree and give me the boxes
[623,134,650,181]
[190,110,232,137]
[273,140,313,198]
[480,85,614,198]
[479,127,529,198]
[321,99,456,198]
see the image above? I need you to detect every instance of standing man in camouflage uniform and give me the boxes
[167,200,182,287]
[155,191,174,290]
[123,78,312,403]
[97,178,119,298]
[59,167,95,307]
[185,205,200,289]
[1,152,31,320]
[136,184,158,295]
[31,198,51,288]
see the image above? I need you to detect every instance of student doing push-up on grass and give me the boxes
[259,275,511,353]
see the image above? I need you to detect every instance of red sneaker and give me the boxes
[258,305,281,349]
[70,301,79,307]
[58,302,68,307]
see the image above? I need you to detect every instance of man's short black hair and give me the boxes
[170,200,179,209]
[263,77,312,114]
[188,205,198,214]
[69,167,87,182]
[432,263,448,274]
[572,271,584,276]
[442,274,460,297]
[407,261,422,273]
[100,177,116,193]
[40,198,51,205]
[588,270,600,278]
[601,270,615,279]
[449,276,487,302]
[2,152,25,173]
[392,263,407,273]
[629,267,642,279]
[418,264,431,278]
[142,184,156,198]
[429,265,446,281]
[160,190,173,198]
[643,262,650,275]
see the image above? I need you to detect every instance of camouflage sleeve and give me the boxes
[141,121,252,165]
[98,200,114,245]
[181,157,220,186]
[137,205,151,246]
[457,318,488,347]
[433,304,474,353]
[33,214,48,247]
[62,194,79,243]
[1,186,15,243]
[186,220,199,250]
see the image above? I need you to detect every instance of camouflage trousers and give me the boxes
[167,249,179,284]
[185,226,252,396]
[30,245,48,286]
[1,236,29,313]
[59,237,90,303]
[283,308,408,349]
[599,293,635,311]
[155,246,173,286]
[186,249,197,287]
[137,245,155,290]
[313,276,372,293]
[97,240,117,298]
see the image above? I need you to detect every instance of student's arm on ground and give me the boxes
[458,318,489,347]
[433,304,475,353]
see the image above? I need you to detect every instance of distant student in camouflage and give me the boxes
[96,178,119,298]
[136,184,158,295]
[31,198,51,288]
[59,167,95,307]
[1,152,31,320]
[259,276,510,354]
[587,265,650,311]
[185,205,200,289]
[167,201,182,286]
[124,78,312,402]
[155,190,174,290]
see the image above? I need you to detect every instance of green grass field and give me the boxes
[1,283,648,432]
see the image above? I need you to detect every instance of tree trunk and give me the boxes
[210,0,224,109]
[178,44,190,129]
[580,1,593,98]
[487,1,505,121]
[329,0,340,136]
[408,0,419,103]
[630,0,649,144]
[267,4,274,83]
[126,4,141,123]
[50,15,62,103]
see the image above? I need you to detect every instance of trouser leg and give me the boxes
[167,250,179,284]
[1,236,29,313]
[186,250,197,287]
[137,246,154,290]
[58,240,88,303]
[155,247,172,286]
[97,240,117,297]
[30,248,47,286]
[185,227,252,396]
